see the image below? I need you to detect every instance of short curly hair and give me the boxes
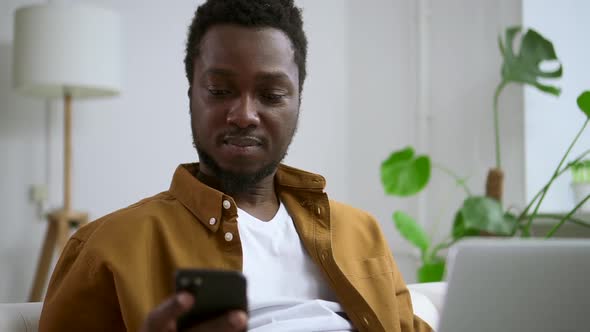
[184,0,308,93]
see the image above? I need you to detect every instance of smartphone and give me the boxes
[175,269,248,331]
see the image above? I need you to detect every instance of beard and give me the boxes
[193,141,285,195]
[189,104,299,195]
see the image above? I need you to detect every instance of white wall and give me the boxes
[523,0,590,213]
[424,0,524,243]
[0,0,525,302]
[0,0,47,304]
[347,0,523,281]
[347,0,421,281]
[287,0,350,201]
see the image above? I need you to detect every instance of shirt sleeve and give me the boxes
[389,251,434,332]
[39,237,126,332]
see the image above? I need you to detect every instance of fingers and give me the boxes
[188,310,248,332]
[141,293,247,332]
[141,292,195,332]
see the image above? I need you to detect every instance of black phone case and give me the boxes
[175,269,248,331]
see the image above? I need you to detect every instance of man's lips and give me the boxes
[223,136,263,147]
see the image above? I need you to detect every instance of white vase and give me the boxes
[572,183,590,212]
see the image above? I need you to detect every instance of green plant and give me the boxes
[486,27,564,201]
[493,27,563,170]
[381,147,520,282]
[571,159,590,184]
[380,26,590,283]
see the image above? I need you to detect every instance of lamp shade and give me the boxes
[13,3,121,99]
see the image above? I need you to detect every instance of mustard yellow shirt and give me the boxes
[40,163,432,332]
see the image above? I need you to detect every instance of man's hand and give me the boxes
[140,292,248,332]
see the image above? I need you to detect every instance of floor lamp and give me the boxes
[12,4,121,302]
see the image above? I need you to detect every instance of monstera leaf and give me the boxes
[499,26,562,95]
[381,147,431,197]
[577,91,590,119]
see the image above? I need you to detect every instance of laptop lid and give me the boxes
[437,239,590,332]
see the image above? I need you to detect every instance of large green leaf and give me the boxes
[381,147,431,196]
[499,26,562,95]
[503,212,518,236]
[459,196,518,236]
[451,211,479,240]
[577,90,590,119]
[393,211,430,255]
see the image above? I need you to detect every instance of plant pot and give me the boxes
[572,183,590,212]
[417,261,445,283]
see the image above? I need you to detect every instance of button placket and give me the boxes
[219,198,239,249]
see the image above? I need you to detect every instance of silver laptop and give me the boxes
[437,239,590,332]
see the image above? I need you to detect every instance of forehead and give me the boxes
[195,25,299,83]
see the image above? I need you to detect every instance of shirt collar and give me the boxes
[168,163,326,232]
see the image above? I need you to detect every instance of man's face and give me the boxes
[190,25,300,191]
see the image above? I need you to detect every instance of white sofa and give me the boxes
[0,282,446,331]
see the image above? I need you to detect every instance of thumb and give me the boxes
[141,293,194,332]
[162,293,195,318]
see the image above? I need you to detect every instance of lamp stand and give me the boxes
[29,94,89,302]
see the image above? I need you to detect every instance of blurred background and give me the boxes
[1,0,588,302]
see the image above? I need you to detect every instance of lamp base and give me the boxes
[28,208,88,302]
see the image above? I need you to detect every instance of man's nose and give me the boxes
[227,95,260,128]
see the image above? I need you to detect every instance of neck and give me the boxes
[231,175,278,210]
[196,166,280,221]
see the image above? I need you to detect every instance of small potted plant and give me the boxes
[571,159,590,212]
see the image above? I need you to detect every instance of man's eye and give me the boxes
[208,88,231,96]
[261,93,286,103]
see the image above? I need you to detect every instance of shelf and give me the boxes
[529,211,590,238]
[528,211,590,225]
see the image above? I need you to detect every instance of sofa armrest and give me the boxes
[408,282,447,330]
[0,302,43,332]
[408,282,446,312]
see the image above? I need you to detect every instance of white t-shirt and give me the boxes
[237,202,355,331]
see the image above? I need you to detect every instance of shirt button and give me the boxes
[362,316,370,327]
[209,217,216,225]
[223,200,231,209]
[224,232,234,242]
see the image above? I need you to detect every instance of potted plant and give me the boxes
[571,159,590,212]
[380,26,590,283]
